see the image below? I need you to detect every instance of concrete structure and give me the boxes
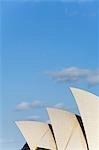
[47,108,87,150]
[16,87,99,150]
[16,121,56,150]
[70,87,99,150]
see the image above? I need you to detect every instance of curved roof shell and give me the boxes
[47,108,87,150]
[70,87,99,150]
[16,121,57,150]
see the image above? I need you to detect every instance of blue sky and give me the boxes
[1,1,99,150]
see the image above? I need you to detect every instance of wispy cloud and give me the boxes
[87,72,99,85]
[27,115,40,120]
[16,102,30,111]
[16,100,46,111]
[65,10,97,17]
[46,67,90,81]
[54,102,65,109]
[16,100,68,111]
[46,67,99,86]
[64,1,97,17]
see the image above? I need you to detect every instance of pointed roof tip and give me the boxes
[46,107,54,113]
[47,107,77,120]
[47,107,68,114]
[46,107,50,110]
[70,86,99,98]
[15,121,27,126]
[70,87,84,96]
[15,121,24,128]
[69,87,83,95]
[15,121,20,126]
[47,107,65,115]
[15,121,27,125]
[70,87,82,92]
[70,87,75,92]
[47,107,59,114]
[69,86,75,90]
[69,87,82,97]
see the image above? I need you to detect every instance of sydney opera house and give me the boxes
[16,87,99,150]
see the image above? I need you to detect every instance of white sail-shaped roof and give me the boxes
[70,87,99,150]
[66,122,87,150]
[47,108,87,150]
[16,121,56,150]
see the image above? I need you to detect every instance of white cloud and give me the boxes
[65,9,97,17]
[87,72,99,85]
[16,101,67,112]
[31,100,43,107]
[16,100,46,111]
[16,102,30,111]
[54,102,65,109]
[46,67,90,81]
[46,67,99,86]
[27,115,40,120]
